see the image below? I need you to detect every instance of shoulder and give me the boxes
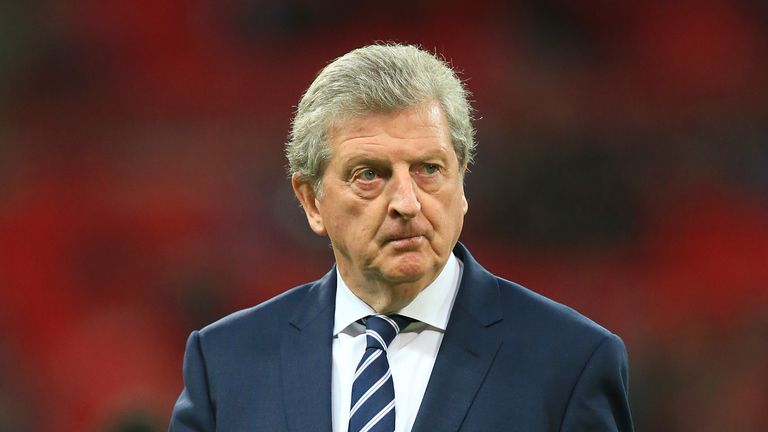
[490,274,627,371]
[454,243,620,349]
[200,283,309,335]
[454,246,633,429]
[192,270,334,355]
[497,276,615,340]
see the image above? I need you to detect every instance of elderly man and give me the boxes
[169,44,634,432]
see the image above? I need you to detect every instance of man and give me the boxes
[169,44,633,432]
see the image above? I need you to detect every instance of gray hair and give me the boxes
[286,43,476,191]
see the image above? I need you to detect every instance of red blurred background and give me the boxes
[1,1,767,431]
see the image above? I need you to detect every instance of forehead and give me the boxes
[328,102,454,162]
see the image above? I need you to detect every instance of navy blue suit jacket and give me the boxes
[169,243,633,431]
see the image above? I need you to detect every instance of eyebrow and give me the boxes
[341,147,450,166]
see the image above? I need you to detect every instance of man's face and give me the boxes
[293,101,468,298]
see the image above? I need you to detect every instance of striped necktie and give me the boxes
[348,314,412,432]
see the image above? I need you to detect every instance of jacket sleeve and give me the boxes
[559,333,634,432]
[169,331,216,432]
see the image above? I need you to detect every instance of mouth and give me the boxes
[385,234,426,250]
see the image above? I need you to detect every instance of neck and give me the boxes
[339,271,436,314]
[351,282,423,314]
[334,251,454,314]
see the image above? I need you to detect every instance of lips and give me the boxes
[384,232,425,242]
[384,234,426,249]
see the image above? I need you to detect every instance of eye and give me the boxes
[357,168,378,181]
[423,164,439,174]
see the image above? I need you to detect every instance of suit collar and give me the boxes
[451,242,503,327]
[287,268,336,330]
[411,242,505,432]
[281,268,336,432]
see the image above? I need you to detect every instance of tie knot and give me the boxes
[363,314,412,350]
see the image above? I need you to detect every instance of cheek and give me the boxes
[430,195,466,235]
[326,201,377,239]
[429,192,464,216]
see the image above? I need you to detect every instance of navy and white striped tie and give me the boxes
[348,314,412,432]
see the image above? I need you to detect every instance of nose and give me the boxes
[388,171,421,220]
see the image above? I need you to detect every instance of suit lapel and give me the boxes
[281,269,336,432]
[411,243,504,432]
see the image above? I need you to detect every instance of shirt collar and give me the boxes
[333,253,463,335]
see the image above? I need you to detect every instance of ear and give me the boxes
[292,174,327,236]
[460,165,469,215]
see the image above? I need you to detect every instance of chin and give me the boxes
[382,258,432,284]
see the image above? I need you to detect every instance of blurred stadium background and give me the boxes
[1,1,767,430]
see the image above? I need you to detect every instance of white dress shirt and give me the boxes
[331,253,463,432]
